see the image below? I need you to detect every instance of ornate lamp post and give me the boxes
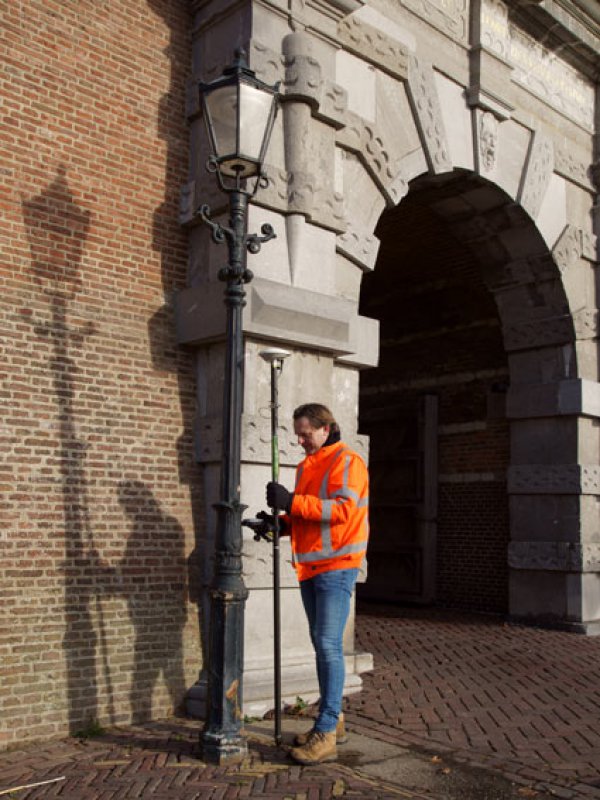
[197,52,280,764]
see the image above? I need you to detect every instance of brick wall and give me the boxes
[0,0,203,747]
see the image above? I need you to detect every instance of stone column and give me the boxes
[180,0,377,717]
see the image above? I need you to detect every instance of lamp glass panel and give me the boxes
[238,83,274,163]
[204,84,238,160]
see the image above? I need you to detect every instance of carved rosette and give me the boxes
[508,541,600,572]
[406,56,452,175]
[518,132,554,220]
[337,17,409,81]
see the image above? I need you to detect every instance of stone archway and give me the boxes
[180,1,600,720]
[357,169,585,618]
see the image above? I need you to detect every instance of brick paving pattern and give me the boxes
[2,606,600,798]
[348,605,600,798]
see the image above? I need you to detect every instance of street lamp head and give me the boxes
[199,50,280,192]
[259,347,291,367]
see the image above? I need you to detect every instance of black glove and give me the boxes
[242,511,287,542]
[266,481,293,513]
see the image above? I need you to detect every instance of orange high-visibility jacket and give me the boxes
[287,441,369,581]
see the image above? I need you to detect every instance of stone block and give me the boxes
[509,494,583,543]
[435,72,474,171]
[581,572,600,623]
[337,315,380,368]
[176,277,357,356]
[495,118,531,200]
[510,417,578,463]
[336,49,376,121]
[537,174,567,251]
[509,569,569,620]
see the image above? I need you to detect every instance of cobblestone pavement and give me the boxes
[347,605,600,798]
[2,605,600,799]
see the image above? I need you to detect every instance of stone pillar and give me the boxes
[180,0,378,717]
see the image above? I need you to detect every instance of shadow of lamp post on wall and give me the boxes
[196,50,280,764]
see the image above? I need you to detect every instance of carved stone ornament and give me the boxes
[554,145,594,192]
[286,171,346,233]
[478,111,499,174]
[552,224,582,275]
[400,0,468,43]
[251,40,284,86]
[573,309,599,341]
[284,52,322,107]
[337,228,380,271]
[480,0,509,59]
[503,314,574,352]
[509,25,595,131]
[508,464,600,495]
[518,132,554,221]
[508,541,600,572]
[337,16,409,81]
[337,112,406,206]
[406,56,452,175]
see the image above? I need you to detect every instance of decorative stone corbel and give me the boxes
[474,109,499,176]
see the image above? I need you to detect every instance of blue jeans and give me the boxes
[299,568,359,733]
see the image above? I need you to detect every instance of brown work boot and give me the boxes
[290,730,337,765]
[294,712,347,746]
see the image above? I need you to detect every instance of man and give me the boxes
[265,402,369,765]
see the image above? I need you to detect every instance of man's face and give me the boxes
[294,416,330,455]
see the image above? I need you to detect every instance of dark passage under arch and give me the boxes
[358,174,511,614]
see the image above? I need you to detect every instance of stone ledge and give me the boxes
[175,278,378,367]
[507,379,600,419]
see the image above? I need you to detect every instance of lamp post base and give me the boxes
[201,729,248,764]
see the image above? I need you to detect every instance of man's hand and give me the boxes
[242,510,287,541]
[266,481,293,513]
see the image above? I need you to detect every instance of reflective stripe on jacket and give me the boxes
[288,441,369,581]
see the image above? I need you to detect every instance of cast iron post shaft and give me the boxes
[201,189,251,763]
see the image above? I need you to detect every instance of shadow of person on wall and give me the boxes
[115,480,188,723]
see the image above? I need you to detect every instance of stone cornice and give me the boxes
[505,0,600,78]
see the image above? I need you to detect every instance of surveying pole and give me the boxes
[259,347,291,746]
